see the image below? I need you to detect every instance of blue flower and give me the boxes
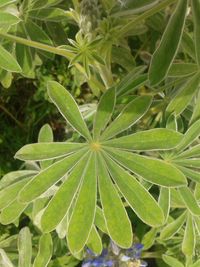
[82,248,115,267]
[125,243,144,259]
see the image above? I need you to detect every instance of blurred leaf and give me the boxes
[149,0,188,85]
[18,227,32,267]
[33,234,53,267]
[0,44,21,72]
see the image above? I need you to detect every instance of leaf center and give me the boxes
[90,142,101,151]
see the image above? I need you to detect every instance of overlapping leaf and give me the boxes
[12,81,188,255]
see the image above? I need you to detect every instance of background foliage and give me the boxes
[1,0,200,266]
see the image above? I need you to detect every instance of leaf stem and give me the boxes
[0,104,24,128]
[0,33,74,59]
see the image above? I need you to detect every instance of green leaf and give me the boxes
[0,0,16,7]
[41,155,89,232]
[0,170,37,190]
[0,12,21,27]
[101,96,152,140]
[15,142,86,161]
[33,234,53,267]
[174,158,200,169]
[181,31,196,60]
[168,63,198,77]
[149,0,188,85]
[48,81,91,140]
[182,214,195,256]
[190,259,200,267]
[0,179,28,210]
[18,227,32,267]
[0,201,27,225]
[166,72,200,116]
[163,255,184,267]
[166,114,177,131]
[67,154,97,254]
[116,66,147,96]
[38,124,54,169]
[160,212,186,240]
[93,87,116,140]
[178,187,200,216]
[176,144,200,159]
[38,124,53,143]
[176,166,200,184]
[29,8,67,22]
[175,119,200,152]
[158,188,170,221]
[0,249,14,267]
[191,0,200,66]
[0,45,22,72]
[25,20,54,59]
[142,228,158,250]
[94,207,108,234]
[86,226,102,255]
[170,188,185,208]
[98,154,132,247]
[16,44,33,77]
[56,213,68,239]
[103,129,182,150]
[107,149,187,187]
[190,91,200,124]
[18,149,87,203]
[105,153,164,226]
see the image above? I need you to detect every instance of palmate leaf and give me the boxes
[13,81,188,255]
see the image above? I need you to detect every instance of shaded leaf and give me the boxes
[86,226,102,255]
[178,187,200,216]
[160,212,186,240]
[182,214,195,256]
[166,72,200,116]
[149,0,188,85]
[18,227,32,267]
[0,45,21,72]
[33,234,53,267]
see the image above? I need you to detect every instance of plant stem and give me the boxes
[142,251,165,259]
[0,33,74,59]
[0,104,24,128]
[119,0,177,36]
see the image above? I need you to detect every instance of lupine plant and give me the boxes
[1,0,200,266]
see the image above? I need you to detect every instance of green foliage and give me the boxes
[1,0,200,266]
